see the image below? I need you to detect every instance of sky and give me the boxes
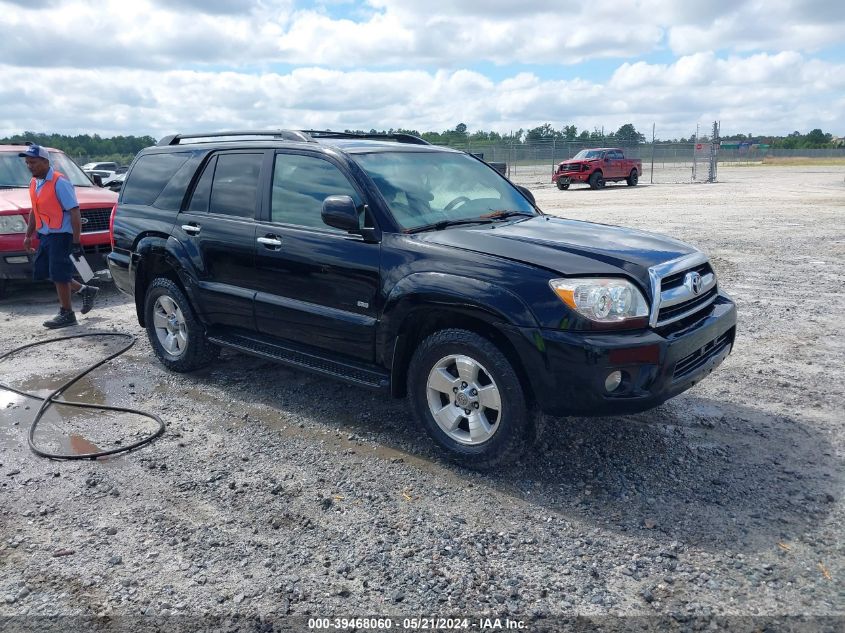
[0,0,843,140]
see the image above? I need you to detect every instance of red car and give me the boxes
[0,145,117,297]
[553,147,642,190]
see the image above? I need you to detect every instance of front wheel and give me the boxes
[407,329,532,469]
[627,169,639,186]
[556,179,570,190]
[588,171,605,189]
[144,277,218,372]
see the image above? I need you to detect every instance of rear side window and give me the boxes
[208,153,263,218]
[122,153,190,206]
[188,156,216,212]
[154,156,201,210]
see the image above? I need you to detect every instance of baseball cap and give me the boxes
[18,144,51,161]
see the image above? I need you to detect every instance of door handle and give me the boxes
[257,236,282,248]
[181,224,201,235]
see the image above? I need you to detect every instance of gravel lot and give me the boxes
[1,165,843,631]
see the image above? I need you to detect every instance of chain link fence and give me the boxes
[440,138,720,186]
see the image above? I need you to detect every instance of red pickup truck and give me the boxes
[0,145,117,298]
[552,147,641,190]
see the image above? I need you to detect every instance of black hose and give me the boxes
[0,332,165,460]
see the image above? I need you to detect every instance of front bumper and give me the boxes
[506,292,737,416]
[0,245,111,281]
[1,230,111,281]
[553,171,588,184]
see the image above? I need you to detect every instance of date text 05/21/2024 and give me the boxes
[307,617,527,630]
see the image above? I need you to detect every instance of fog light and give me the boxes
[605,370,623,393]
[5,256,29,264]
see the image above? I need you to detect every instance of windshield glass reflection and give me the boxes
[354,151,536,231]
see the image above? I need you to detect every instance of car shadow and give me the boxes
[563,184,651,192]
[187,351,840,554]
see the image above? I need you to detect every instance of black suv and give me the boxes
[109,130,736,467]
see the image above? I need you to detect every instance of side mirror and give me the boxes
[92,174,103,187]
[516,185,535,206]
[322,195,360,232]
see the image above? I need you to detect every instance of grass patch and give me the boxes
[761,156,845,166]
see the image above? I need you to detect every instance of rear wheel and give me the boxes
[407,329,532,469]
[627,169,639,186]
[144,277,218,372]
[589,171,605,189]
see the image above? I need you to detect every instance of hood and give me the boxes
[416,216,697,288]
[0,185,117,213]
[559,159,595,168]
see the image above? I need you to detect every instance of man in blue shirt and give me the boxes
[20,145,98,328]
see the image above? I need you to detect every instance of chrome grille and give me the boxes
[658,287,717,323]
[649,253,718,328]
[80,207,111,233]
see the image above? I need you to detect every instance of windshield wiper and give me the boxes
[0,185,28,189]
[406,210,536,234]
[405,218,494,233]
[480,210,535,221]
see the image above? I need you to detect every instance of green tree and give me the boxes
[525,123,562,142]
[615,123,645,144]
[805,128,827,146]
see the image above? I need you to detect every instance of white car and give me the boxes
[82,161,119,172]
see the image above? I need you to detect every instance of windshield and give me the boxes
[354,151,536,231]
[0,150,93,188]
[572,150,604,160]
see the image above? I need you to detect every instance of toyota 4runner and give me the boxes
[109,130,736,468]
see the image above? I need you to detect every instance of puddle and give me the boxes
[1,372,149,459]
[11,373,109,406]
[64,433,102,455]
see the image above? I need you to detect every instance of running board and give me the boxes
[207,331,390,391]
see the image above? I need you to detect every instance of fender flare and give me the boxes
[378,272,538,367]
[133,234,200,326]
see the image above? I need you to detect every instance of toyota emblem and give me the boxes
[685,271,703,295]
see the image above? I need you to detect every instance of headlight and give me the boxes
[550,278,649,323]
[0,214,28,234]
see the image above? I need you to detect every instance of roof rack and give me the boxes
[302,130,430,146]
[157,130,315,146]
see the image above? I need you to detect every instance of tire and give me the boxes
[556,179,570,190]
[0,279,7,300]
[407,328,533,469]
[588,171,605,189]
[627,169,639,186]
[144,277,218,372]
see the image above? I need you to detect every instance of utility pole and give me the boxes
[708,120,720,183]
[651,123,656,184]
[692,123,700,181]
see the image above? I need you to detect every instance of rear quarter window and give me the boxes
[122,152,191,206]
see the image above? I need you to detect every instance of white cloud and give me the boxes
[1,53,841,139]
[4,0,840,70]
[0,1,841,139]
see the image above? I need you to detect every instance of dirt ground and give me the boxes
[0,165,843,631]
